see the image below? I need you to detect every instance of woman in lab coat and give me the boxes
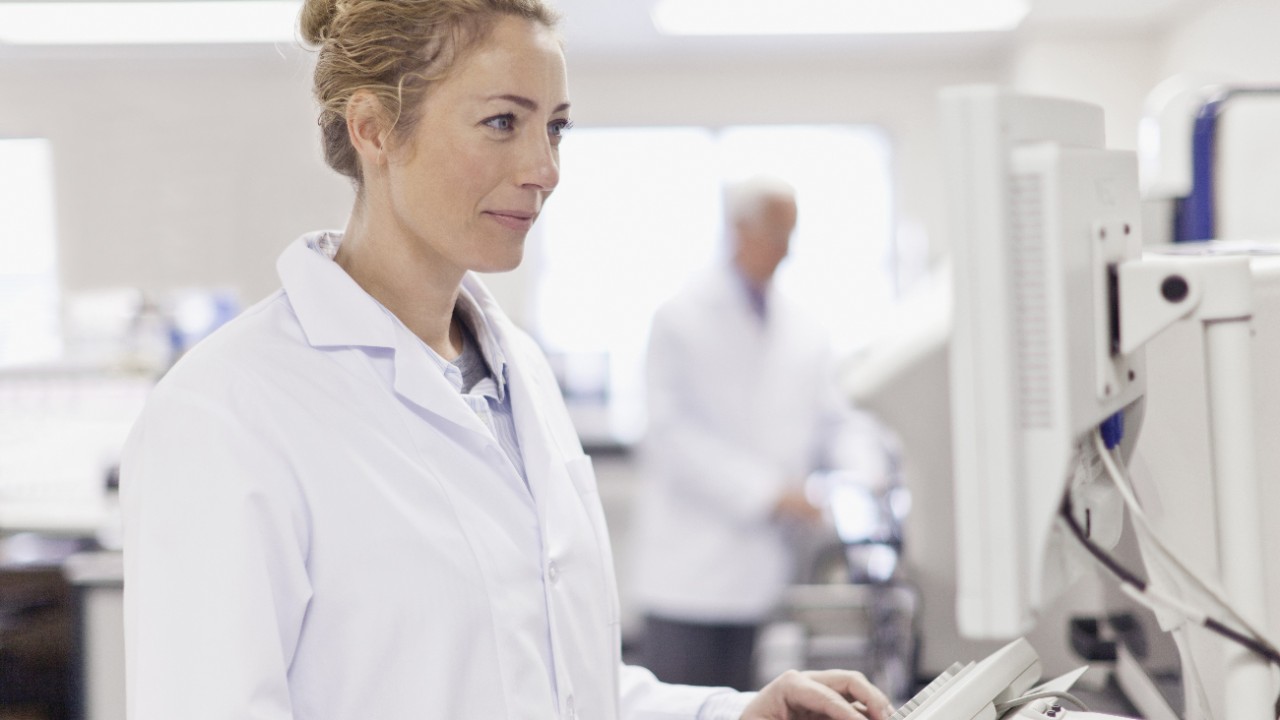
[120,1,893,719]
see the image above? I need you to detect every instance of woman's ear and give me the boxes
[346,90,391,172]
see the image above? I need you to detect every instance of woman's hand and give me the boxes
[741,669,895,720]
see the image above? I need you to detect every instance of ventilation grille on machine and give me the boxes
[1009,172,1052,430]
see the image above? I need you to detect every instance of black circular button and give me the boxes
[1162,275,1189,303]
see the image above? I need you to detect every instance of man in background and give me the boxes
[631,175,889,691]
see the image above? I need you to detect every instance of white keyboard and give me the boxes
[887,641,1134,720]
[886,638,1040,720]
[889,661,971,719]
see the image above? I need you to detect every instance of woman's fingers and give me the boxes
[750,669,895,720]
[797,669,895,720]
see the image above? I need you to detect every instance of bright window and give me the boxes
[533,125,894,443]
[0,139,61,367]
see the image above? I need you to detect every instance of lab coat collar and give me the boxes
[458,273,516,365]
[277,232,489,438]
[277,232,397,350]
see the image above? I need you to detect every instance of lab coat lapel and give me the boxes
[462,276,565,515]
[503,348,560,515]
[280,234,492,438]
[388,322,492,438]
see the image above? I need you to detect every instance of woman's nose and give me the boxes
[519,132,559,191]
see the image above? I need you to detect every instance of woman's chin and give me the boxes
[472,247,526,274]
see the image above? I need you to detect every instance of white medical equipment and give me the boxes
[941,85,1145,641]
[939,85,1279,719]
[0,367,151,538]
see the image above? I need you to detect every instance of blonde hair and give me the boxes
[299,0,558,184]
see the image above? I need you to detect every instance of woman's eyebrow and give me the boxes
[487,94,571,114]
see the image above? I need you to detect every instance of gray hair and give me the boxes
[723,175,796,229]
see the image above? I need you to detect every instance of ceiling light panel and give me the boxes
[652,0,1030,35]
[0,1,302,45]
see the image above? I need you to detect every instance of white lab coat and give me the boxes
[632,264,886,623]
[121,235,727,720]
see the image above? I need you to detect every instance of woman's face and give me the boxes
[383,15,569,276]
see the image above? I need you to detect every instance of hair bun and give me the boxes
[299,0,339,46]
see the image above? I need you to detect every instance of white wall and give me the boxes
[0,46,352,308]
[0,44,1004,325]
[1009,33,1162,151]
[1158,0,1280,82]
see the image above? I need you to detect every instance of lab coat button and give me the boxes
[565,694,576,720]
[547,561,560,584]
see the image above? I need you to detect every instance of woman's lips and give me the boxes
[485,210,536,231]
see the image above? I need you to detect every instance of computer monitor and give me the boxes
[941,85,1146,639]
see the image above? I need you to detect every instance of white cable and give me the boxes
[1118,581,1206,628]
[1171,624,1216,720]
[1104,439,1270,643]
[1083,433,1276,707]
[994,690,1090,715]
[1091,431,1280,651]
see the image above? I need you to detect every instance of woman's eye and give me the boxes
[484,114,515,131]
[549,119,574,141]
